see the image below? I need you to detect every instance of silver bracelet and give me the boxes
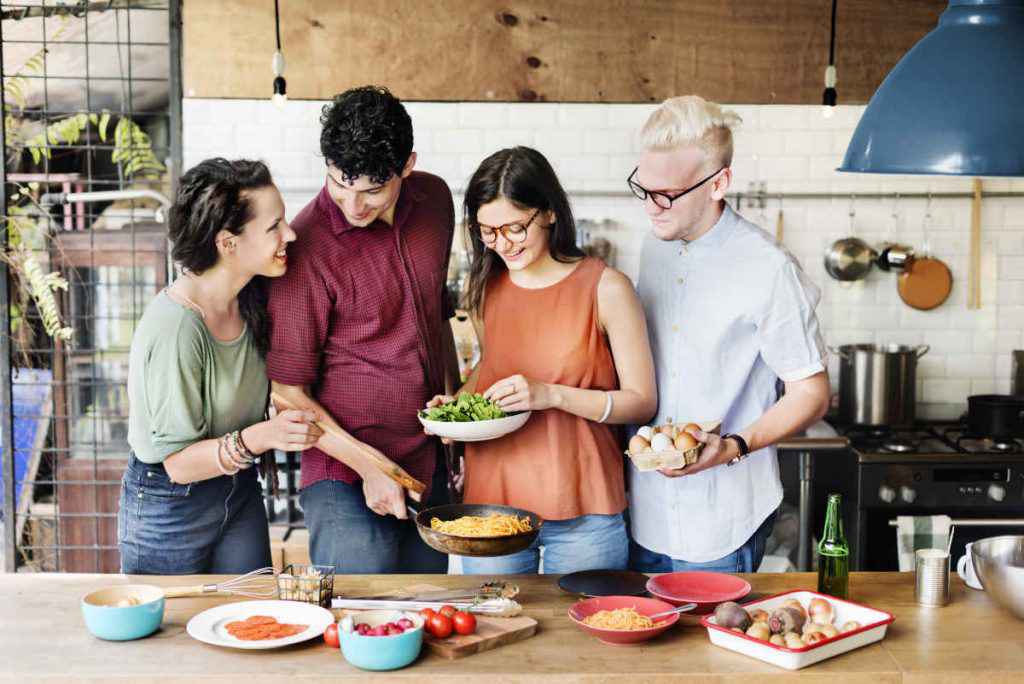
[598,391,614,423]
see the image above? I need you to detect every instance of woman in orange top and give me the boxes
[427,146,656,574]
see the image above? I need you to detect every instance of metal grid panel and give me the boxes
[1,0,180,572]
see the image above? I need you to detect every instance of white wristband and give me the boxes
[598,391,614,423]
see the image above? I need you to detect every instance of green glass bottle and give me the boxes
[817,493,850,599]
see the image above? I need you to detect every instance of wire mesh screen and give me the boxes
[1,0,179,572]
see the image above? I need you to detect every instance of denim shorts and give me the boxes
[459,512,629,575]
[629,509,778,573]
[118,454,272,575]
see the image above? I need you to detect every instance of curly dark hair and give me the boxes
[167,158,274,356]
[463,147,584,315]
[319,85,414,185]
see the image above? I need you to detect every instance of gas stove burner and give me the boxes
[988,439,1021,453]
[882,437,919,453]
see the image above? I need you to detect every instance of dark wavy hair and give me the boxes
[319,85,413,184]
[463,146,584,315]
[167,158,274,356]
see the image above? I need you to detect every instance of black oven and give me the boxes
[858,461,1024,570]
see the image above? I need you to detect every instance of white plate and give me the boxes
[701,590,894,670]
[417,410,531,442]
[186,600,335,650]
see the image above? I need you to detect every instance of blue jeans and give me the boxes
[630,510,778,573]
[460,512,628,575]
[118,454,272,575]
[299,462,449,574]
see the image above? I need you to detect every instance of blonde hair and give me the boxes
[640,95,742,169]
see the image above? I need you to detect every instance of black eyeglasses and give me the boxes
[478,208,541,245]
[627,167,724,209]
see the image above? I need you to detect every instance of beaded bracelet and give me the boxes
[225,431,253,469]
[236,428,257,458]
[215,437,240,476]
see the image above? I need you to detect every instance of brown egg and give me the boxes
[682,422,701,435]
[674,431,698,451]
[628,434,650,454]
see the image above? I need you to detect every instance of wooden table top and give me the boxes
[2,571,1022,682]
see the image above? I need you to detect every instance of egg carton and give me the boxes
[625,420,721,472]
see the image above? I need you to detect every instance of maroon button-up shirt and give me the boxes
[266,171,455,493]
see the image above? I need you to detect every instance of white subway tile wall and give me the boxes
[184,100,1024,413]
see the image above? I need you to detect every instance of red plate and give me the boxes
[646,572,751,614]
[568,595,679,645]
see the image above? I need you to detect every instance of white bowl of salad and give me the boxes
[418,393,532,442]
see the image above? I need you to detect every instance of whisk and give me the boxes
[162,566,277,599]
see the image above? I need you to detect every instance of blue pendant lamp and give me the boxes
[839,0,1024,176]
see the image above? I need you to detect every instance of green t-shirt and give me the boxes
[127,291,269,464]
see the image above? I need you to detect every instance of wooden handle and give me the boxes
[970,178,983,310]
[163,585,210,598]
[775,209,784,244]
[270,392,425,501]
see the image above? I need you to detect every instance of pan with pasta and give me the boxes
[409,502,543,557]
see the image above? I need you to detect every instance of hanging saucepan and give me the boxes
[406,502,543,557]
[966,394,1024,439]
[877,244,915,272]
[824,237,878,281]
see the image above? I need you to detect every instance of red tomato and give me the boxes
[427,613,453,638]
[438,604,457,618]
[419,608,437,620]
[452,611,476,636]
[323,623,340,648]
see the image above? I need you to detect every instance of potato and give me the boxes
[840,620,861,633]
[784,632,804,649]
[749,609,769,624]
[808,597,835,625]
[746,622,771,641]
[769,634,786,646]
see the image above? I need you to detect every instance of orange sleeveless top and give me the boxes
[463,257,626,521]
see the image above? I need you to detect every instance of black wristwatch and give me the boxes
[722,433,750,466]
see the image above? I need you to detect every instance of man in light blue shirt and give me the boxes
[627,96,831,572]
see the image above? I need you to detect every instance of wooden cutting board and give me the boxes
[424,612,537,660]
[341,583,538,660]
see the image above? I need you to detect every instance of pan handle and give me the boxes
[828,346,850,361]
[915,344,931,358]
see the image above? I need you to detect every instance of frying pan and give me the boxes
[406,502,543,557]
[898,256,952,310]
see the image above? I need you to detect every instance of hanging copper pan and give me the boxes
[898,256,952,310]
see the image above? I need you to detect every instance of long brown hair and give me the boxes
[167,158,274,356]
[462,146,584,315]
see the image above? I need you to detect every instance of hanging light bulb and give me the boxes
[821,0,838,119]
[271,0,286,109]
[272,52,287,109]
[822,65,837,119]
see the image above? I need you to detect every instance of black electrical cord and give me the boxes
[823,0,838,109]
[828,0,837,67]
[274,0,282,51]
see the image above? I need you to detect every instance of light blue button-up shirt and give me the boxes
[629,203,826,562]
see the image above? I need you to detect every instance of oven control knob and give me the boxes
[988,484,1006,502]
[878,485,896,503]
[899,486,917,503]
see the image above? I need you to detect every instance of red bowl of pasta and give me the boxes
[568,595,680,645]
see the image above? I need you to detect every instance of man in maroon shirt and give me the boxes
[267,86,458,573]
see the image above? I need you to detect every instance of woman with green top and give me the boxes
[118,158,321,574]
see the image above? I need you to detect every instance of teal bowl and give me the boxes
[81,584,165,641]
[339,610,424,671]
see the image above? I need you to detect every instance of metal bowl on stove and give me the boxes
[971,535,1024,620]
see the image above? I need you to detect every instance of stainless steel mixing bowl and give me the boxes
[972,535,1024,620]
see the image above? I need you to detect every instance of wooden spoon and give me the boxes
[270,391,425,501]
